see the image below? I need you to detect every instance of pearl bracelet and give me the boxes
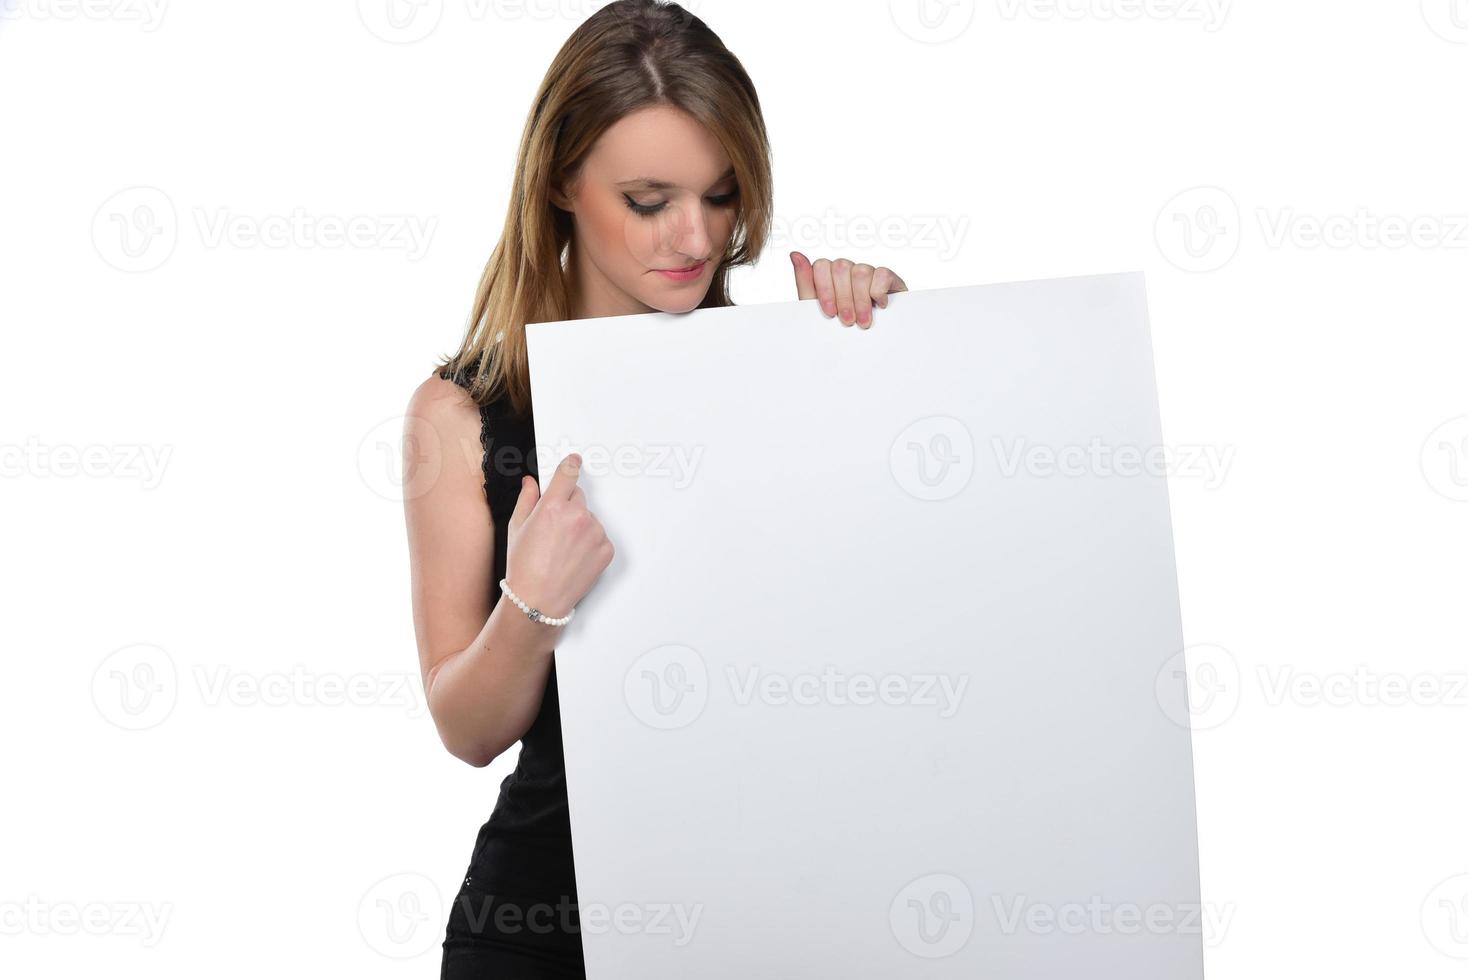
[499,578,575,627]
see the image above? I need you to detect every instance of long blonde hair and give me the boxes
[435,0,773,416]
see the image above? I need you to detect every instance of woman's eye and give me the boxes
[623,195,665,217]
[622,190,740,218]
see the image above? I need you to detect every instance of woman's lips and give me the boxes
[653,260,707,283]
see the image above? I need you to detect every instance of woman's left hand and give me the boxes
[790,251,908,329]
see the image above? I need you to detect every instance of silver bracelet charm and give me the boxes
[499,578,575,627]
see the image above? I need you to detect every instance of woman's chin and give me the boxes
[639,290,707,315]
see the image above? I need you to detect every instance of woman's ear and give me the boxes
[548,180,575,213]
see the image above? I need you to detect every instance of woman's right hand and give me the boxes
[504,453,615,619]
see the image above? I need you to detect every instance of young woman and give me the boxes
[403,2,908,975]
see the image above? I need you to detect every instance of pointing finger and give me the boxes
[544,453,583,502]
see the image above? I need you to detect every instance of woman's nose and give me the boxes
[669,199,712,260]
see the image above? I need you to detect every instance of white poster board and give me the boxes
[525,272,1204,979]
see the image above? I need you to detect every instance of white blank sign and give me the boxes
[525,273,1203,979]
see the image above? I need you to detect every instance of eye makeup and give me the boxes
[622,188,740,218]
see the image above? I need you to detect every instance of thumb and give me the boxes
[790,250,817,302]
[509,474,539,531]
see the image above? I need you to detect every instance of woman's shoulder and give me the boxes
[432,360,523,414]
[410,366,484,419]
[406,368,487,452]
[403,367,495,507]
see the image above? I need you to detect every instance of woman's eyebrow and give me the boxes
[616,165,736,191]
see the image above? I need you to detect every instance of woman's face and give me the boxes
[555,104,740,317]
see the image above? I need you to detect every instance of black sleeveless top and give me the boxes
[437,364,583,971]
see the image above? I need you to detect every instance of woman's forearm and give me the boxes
[425,597,565,767]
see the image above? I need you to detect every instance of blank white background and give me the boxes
[1,1,1465,976]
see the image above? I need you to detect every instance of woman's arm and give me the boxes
[402,375,611,767]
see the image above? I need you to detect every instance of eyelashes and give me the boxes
[623,190,740,218]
